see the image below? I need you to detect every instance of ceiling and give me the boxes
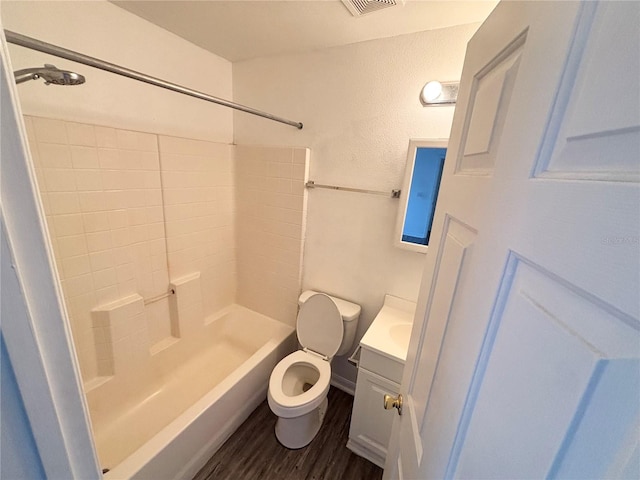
[112,0,498,62]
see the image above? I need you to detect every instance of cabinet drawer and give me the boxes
[359,347,404,384]
[348,367,400,467]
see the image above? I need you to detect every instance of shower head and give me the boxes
[14,64,85,86]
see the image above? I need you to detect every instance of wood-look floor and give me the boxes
[193,387,383,480]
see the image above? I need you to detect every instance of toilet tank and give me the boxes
[298,290,361,356]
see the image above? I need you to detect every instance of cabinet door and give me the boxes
[348,368,399,467]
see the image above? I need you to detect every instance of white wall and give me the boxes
[1,1,233,143]
[233,24,480,384]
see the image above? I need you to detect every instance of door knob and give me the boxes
[383,393,403,415]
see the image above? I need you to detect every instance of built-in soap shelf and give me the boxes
[149,336,180,356]
[87,271,205,389]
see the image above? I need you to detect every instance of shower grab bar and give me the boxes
[4,30,304,130]
[143,288,175,306]
[305,180,401,198]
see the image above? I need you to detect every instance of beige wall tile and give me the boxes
[83,212,110,233]
[86,231,113,253]
[62,255,91,278]
[293,148,307,165]
[27,116,246,385]
[67,122,96,147]
[54,214,84,237]
[93,268,118,290]
[108,210,128,229]
[37,143,73,168]
[33,117,68,144]
[70,146,100,169]
[48,192,80,215]
[64,273,94,298]
[44,168,76,192]
[98,148,120,170]
[95,126,118,149]
[75,170,103,191]
[117,129,158,152]
[235,145,307,325]
[58,234,89,258]
[95,285,120,305]
[78,191,106,213]
[159,135,229,157]
[90,251,115,272]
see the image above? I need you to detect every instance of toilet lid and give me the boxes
[297,293,343,358]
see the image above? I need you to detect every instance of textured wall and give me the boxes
[2,0,233,143]
[233,24,480,385]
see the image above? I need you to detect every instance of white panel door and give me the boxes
[384,1,640,479]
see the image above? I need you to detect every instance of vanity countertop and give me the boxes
[360,294,416,364]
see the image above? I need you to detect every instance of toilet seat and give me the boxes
[268,350,331,418]
[267,291,361,449]
[296,293,343,359]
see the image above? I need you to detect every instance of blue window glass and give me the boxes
[402,147,446,246]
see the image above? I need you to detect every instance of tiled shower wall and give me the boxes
[159,136,235,317]
[24,116,307,385]
[235,146,308,326]
[24,116,236,382]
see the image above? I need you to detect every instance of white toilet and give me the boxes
[268,290,361,449]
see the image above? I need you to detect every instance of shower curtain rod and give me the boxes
[4,30,304,130]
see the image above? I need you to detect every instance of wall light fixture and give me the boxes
[420,80,459,106]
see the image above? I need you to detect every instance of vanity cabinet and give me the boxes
[347,294,416,469]
[348,360,401,467]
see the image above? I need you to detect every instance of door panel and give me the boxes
[398,217,477,479]
[534,2,640,181]
[453,256,639,478]
[457,32,525,174]
[385,2,640,479]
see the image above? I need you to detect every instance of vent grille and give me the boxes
[341,0,404,17]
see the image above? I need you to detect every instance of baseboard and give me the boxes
[346,439,385,469]
[331,372,355,396]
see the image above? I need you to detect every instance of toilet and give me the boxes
[268,290,361,449]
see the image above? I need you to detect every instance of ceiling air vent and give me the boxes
[341,0,405,17]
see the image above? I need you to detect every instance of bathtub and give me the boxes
[85,304,295,480]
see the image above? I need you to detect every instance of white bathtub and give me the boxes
[86,304,295,480]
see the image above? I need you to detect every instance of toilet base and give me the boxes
[274,397,328,449]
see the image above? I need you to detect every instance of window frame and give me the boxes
[394,138,448,254]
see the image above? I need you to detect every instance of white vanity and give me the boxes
[347,294,416,468]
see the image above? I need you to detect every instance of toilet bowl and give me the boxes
[268,291,361,449]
